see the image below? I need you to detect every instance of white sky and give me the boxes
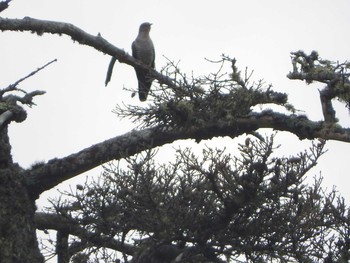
[1,0,350,207]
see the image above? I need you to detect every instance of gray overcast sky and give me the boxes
[1,0,350,205]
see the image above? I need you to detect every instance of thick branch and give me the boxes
[25,111,350,198]
[319,88,336,123]
[35,212,135,256]
[287,71,340,84]
[0,0,11,13]
[0,17,175,88]
[0,110,13,129]
[56,231,69,263]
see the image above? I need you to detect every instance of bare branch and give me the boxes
[0,17,176,88]
[56,231,69,263]
[0,0,11,13]
[0,110,13,129]
[0,59,56,98]
[0,59,54,130]
[25,111,350,198]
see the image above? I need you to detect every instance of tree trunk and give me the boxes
[0,127,44,263]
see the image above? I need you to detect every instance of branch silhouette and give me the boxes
[26,111,350,198]
[0,17,175,88]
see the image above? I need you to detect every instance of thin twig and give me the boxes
[0,59,57,98]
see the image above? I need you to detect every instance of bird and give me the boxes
[131,22,155,101]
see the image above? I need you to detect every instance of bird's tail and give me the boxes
[105,57,117,86]
[135,68,153,101]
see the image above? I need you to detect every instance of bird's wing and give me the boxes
[151,45,155,68]
[131,39,154,101]
[131,41,138,59]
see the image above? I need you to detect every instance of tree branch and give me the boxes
[0,110,13,129]
[56,230,69,263]
[0,59,53,130]
[287,50,350,120]
[35,212,135,256]
[25,111,350,198]
[0,17,175,88]
[0,0,11,13]
[0,58,57,95]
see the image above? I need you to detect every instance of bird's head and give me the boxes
[139,22,152,33]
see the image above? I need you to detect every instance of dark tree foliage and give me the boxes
[114,57,290,131]
[36,53,350,262]
[40,135,350,262]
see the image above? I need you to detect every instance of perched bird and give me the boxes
[131,22,155,101]
[105,22,155,101]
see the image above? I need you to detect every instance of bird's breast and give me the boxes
[133,39,154,66]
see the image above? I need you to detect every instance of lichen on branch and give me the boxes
[114,56,291,129]
[288,50,350,122]
[0,59,54,129]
